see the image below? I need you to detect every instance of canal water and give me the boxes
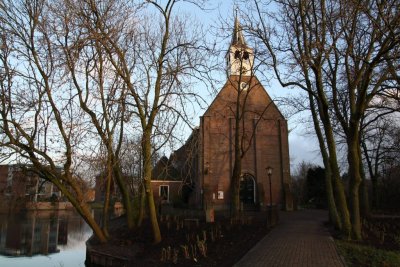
[0,210,92,267]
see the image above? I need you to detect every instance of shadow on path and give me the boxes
[234,209,345,267]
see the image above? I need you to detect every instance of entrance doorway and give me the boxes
[240,173,256,208]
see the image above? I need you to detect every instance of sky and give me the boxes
[0,0,324,173]
[175,0,324,172]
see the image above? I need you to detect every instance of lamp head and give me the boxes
[266,166,273,175]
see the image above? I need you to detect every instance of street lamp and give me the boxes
[266,166,273,206]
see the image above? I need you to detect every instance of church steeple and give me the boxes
[226,10,254,76]
[231,15,246,47]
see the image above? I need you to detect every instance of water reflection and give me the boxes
[0,210,92,267]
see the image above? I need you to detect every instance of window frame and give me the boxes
[159,185,169,202]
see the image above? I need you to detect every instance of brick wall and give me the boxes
[197,75,291,210]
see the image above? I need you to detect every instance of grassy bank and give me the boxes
[335,240,400,267]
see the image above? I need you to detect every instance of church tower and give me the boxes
[226,12,254,76]
[152,11,292,213]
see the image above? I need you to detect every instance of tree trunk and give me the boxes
[113,165,135,229]
[315,91,351,238]
[347,133,362,240]
[137,183,146,227]
[55,179,108,243]
[325,165,341,229]
[322,114,352,238]
[230,77,243,219]
[362,139,377,209]
[359,151,370,217]
[102,167,112,238]
[142,131,161,244]
[231,161,242,219]
[371,174,378,209]
[81,203,108,243]
[308,93,341,229]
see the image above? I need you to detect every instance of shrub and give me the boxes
[336,240,400,267]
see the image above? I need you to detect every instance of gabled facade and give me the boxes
[153,15,292,212]
[188,74,291,210]
[193,16,291,211]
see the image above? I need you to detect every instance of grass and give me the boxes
[335,239,400,267]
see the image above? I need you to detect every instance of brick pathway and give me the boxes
[234,209,345,267]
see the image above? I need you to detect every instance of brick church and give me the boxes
[152,16,292,211]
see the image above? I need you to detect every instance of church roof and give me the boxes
[202,75,286,121]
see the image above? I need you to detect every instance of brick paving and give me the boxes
[234,209,345,267]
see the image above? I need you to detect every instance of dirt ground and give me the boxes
[88,213,271,266]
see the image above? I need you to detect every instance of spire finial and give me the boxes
[235,6,239,20]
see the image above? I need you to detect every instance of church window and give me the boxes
[243,51,249,60]
[159,185,169,201]
[234,50,241,59]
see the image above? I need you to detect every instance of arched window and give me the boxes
[159,185,169,201]
[240,173,256,205]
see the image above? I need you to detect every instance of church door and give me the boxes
[240,173,256,208]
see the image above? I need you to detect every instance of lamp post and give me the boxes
[266,166,273,206]
[266,166,274,227]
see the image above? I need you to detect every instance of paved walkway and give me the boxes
[234,209,345,267]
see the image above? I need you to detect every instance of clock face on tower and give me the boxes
[240,82,249,91]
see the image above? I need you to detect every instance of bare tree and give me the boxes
[53,1,137,234]
[1,0,214,244]
[0,0,108,242]
[241,0,349,235]
[71,0,213,243]
[361,115,400,209]
[359,73,400,209]
[243,0,399,239]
